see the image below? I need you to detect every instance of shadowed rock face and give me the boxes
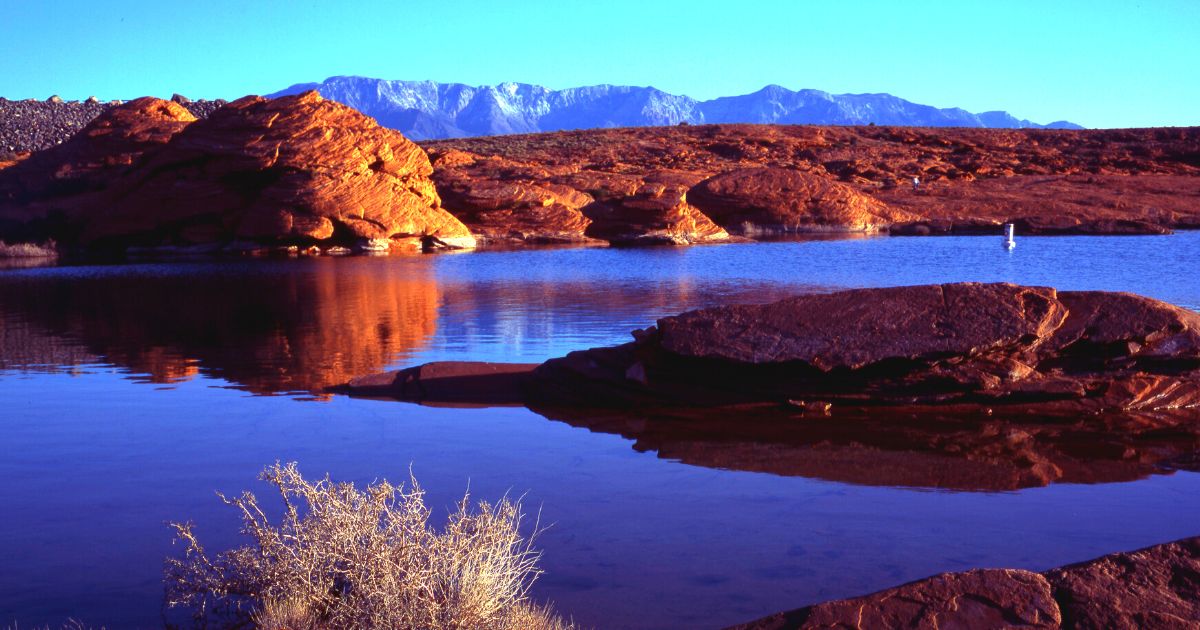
[526,405,1200,491]
[728,537,1200,629]
[0,92,475,250]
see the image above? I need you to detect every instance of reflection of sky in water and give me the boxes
[0,234,1199,629]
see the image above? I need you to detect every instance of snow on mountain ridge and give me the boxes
[269,76,1083,139]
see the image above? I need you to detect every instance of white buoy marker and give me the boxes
[1003,223,1016,249]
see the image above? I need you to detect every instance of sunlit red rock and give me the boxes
[0,92,475,250]
[580,170,730,245]
[81,91,474,248]
[0,97,194,220]
[688,167,917,234]
[430,151,595,243]
[425,124,1200,237]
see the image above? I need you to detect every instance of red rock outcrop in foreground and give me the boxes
[526,283,1200,414]
[347,283,1200,415]
[425,124,1200,240]
[344,284,1200,489]
[728,536,1200,629]
[0,92,474,250]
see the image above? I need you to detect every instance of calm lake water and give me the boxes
[2,233,1199,629]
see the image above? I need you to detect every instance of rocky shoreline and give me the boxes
[727,536,1200,629]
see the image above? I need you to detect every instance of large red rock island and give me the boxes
[349,282,1200,416]
[344,283,1200,489]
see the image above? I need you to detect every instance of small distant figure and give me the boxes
[912,176,921,192]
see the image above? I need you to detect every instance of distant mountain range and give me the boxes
[270,76,1083,140]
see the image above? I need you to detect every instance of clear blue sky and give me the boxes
[1,0,1196,128]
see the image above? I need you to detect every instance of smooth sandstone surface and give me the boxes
[87,91,474,247]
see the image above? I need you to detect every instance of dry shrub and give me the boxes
[0,240,57,258]
[165,462,575,630]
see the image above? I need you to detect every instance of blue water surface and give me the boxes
[1,233,1198,629]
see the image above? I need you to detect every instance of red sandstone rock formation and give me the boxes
[347,283,1200,418]
[526,283,1200,415]
[429,150,596,244]
[728,537,1200,629]
[0,97,194,205]
[430,147,729,245]
[424,124,1200,238]
[0,92,475,250]
[85,92,474,249]
[579,170,729,245]
[688,167,917,234]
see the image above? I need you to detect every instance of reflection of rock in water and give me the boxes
[530,405,1200,491]
[0,258,440,397]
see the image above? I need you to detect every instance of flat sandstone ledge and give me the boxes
[344,283,1200,417]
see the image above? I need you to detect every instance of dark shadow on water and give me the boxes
[530,404,1200,491]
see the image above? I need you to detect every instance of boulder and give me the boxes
[655,283,1067,368]
[353,283,1200,416]
[689,167,915,234]
[343,284,1200,488]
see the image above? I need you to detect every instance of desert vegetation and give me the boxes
[0,240,56,258]
[165,462,574,630]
